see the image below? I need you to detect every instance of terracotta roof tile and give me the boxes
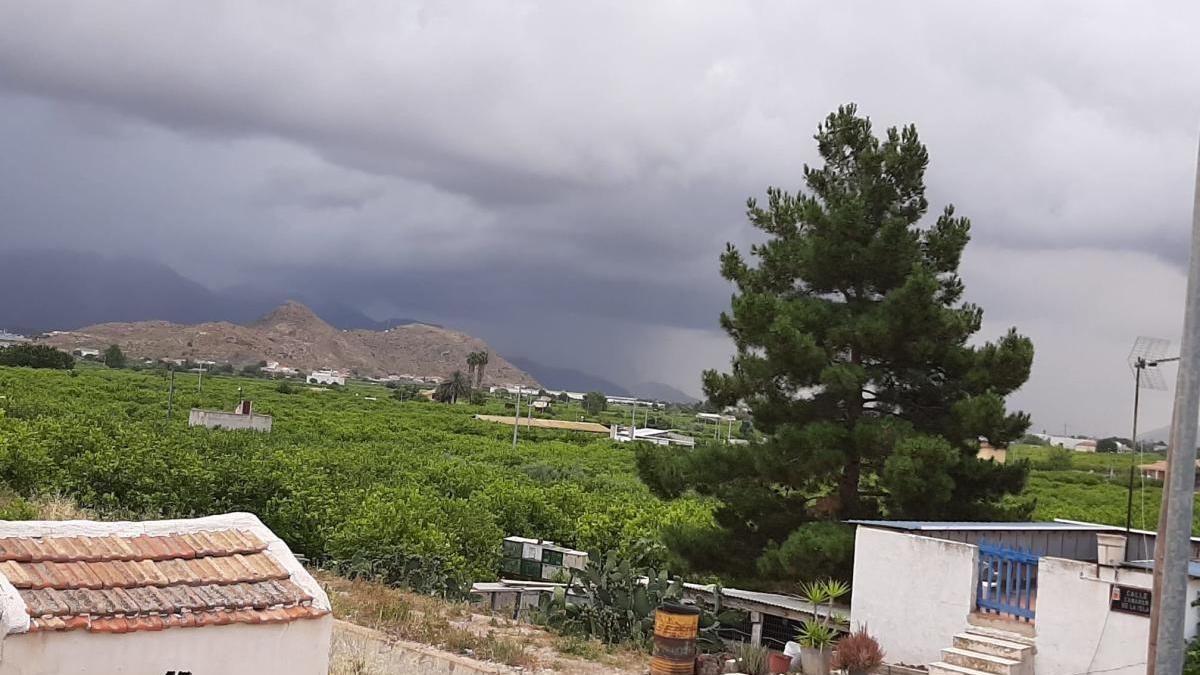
[0,559,31,588]
[0,538,30,562]
[0,528,323,635]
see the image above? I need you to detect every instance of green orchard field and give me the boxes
[1002,444,1200,535]
[0,365,712,594]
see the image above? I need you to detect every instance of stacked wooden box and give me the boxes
[501,536,588,582]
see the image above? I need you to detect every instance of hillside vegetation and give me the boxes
[0,366,710,594]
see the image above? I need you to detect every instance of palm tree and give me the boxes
[465,352,481,390]
[474,351,489,389]
[436,370,472,404]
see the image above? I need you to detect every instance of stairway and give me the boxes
[929,626,1035,675]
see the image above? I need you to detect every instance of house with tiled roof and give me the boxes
[0,512,331,674]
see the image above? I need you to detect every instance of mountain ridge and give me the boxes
[38,301,538,386]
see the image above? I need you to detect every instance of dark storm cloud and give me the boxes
[2,1,1200,426]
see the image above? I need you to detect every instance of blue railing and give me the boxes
[977,541,1038,621]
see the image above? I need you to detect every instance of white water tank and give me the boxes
[1096,532,1128,566]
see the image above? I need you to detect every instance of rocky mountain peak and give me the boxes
[251,301,332,333]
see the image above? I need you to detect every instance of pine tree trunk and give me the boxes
[838,459,862,519]
[839,346,864,518]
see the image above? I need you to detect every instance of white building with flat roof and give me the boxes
[307,369,345,385]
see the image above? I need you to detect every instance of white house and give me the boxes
[307,369,345,386]
[849,519,1200,675]
[261,361,299,377]
[0,512,331,675]
[73,348,101,359]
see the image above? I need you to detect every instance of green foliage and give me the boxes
[103,344,126,369]
[1041,447,1074,471]
[0,344,74,370]
[1187,635,1200,675]
[756,522,854,582]
[535,551,682,646]
[0,366,711,597]
[639,103,1033,578]
[583,391,607,416]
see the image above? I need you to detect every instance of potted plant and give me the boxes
[832,625,885,675]
[796,619,836,674]
[795,579,849,675]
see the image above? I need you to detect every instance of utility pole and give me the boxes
[1125,365,1141,533]
[1148,138,1200,674]
[511,388,521,449]
[629,400,638,440]
[197,363,205,394]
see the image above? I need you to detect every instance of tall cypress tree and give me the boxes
[639,104,1034,580]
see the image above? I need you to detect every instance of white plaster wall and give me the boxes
[1035,557,1152,675]
[1035,558,1200,675]
[850,527,978,666]
[0,615,332,675]
[188,409,272,432]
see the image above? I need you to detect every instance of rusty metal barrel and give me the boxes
[650,602,700,675]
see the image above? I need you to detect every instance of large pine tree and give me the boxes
[639,104,1034,580]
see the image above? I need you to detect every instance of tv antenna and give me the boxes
[1126,337,1179,542]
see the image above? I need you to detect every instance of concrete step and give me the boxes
[964,622,1037,647]
[953,632,1035,660]
[929,661,995,675]
[941,647,1021,675]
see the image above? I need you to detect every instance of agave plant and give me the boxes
[796,578,851,667]
[796,618,838,648]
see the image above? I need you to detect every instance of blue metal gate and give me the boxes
[977,541,1038,621]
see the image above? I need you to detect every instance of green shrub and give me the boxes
[0,345,74,369]
[1041,447,1074,471]
[756,521,855,582]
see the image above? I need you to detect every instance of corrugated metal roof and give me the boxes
[1123,559,1200,579]
[681,583,847,619]
[848,520,1122,532]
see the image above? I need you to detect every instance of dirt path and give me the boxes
[330,619,647,675]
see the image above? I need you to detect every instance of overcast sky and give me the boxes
[1,1,1199,436]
